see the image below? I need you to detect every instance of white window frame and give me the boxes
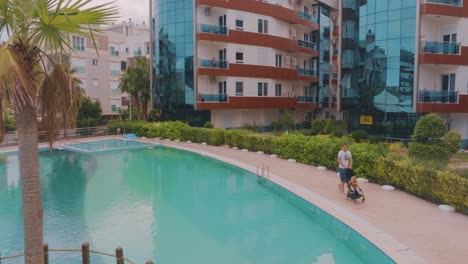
[235,81,244,96]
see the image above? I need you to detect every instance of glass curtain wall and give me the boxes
[340,0,418,137]
[318,5,331,108]
[151,0,209,124]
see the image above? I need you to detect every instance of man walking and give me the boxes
[337,143,352,193]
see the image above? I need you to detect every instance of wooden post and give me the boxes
[115,247,124,264]
[82,242,90,264]
[43,243,49,264]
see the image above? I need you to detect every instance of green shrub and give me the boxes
[203,121,214,128]
[147,109,161,122]
[331,120,347,138]
[349,143,388,179]
[374,157,468,212]
[5,117,16,131]
[444,130,461,155]
[311,118,325,135]
[350,129,368,143]
[413,113,447,143]
[241,122,261,132]
[77,118,101,128]
[323,119,335,134]
[408,142,450,167]
[279,111,294,132]
[368,136,382,144]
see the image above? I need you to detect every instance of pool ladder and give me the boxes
[256,162,270,183]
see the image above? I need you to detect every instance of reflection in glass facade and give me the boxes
[151,0,208,124]
[341,0,418,137]
[318,5,331,108]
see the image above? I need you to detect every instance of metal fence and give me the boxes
[0,127,111,147]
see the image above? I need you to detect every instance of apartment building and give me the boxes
[67,20,149,116]
[151,0,467,146]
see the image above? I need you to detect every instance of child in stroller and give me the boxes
[346,176,365,203]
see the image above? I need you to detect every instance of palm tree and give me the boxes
[119,57,151,119]
[0,1,117,263]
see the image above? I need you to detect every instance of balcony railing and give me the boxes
[298,40,316,50]
[200,94,228,102]
[110,70,120,76]
[418,90,459,103]
[423,0,462,6]
[110,50,119,57]
[298,68,316,76]
[298,11,317,23]
[420,41,461,55]
[297,96,317,103]
[134,50,142,56]
[199,59,228,69]
[199,24,228,35]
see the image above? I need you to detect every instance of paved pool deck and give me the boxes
[2,136,468,264]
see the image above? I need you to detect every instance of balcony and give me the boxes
[419,41,468,65]
[198,63,318,82]
[110,70,121,76]
[197,0,318,30]
[298,11,318,23]
[200,93,228,102]
[197,30,318,56]
[110,50,119,57]
[199,59,228,69]
[418,90,458,103]
[421,41,460,54]
[298,68,316,77]
[298,40,316,50]
[333,26,339,37]
[425,0,462,6]
[199,24,228,35]
[421,0,468,17]
[197,95,318,110]
[417,91,468,113]
[134,50,142,56]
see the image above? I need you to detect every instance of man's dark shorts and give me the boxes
[339,168,348,182]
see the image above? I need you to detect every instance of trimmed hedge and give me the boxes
[375,157,468,213]
[107,121,467,213]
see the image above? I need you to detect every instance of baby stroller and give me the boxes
[344,168,365,203]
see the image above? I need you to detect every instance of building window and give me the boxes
[72,36,85,52]
[275,54,282,67]
[236,82,243,96]
[258,82,268,96]
[235,52,244,63]
[146,46,150,54]
[110,46,119,56]
[258,19,268,34]
[235,19,244,30]
[275,84,282,96]
[92,59,98,65]
[121,61,127,71]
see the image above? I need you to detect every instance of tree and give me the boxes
[0,1,117,263]
[412,113,447,143]
[78,97,102,120]
[444,130,462,156]
[119,57,151,119]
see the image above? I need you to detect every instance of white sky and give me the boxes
[88,0,149,25]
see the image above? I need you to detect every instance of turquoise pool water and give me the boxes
[0,146,394,263]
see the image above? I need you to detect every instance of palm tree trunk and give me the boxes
[15,102,44,264]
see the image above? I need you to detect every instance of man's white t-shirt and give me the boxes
[338,150,352,169]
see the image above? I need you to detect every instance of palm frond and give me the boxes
[38,63,83,146]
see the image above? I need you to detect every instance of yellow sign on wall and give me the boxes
[360,115,373,125]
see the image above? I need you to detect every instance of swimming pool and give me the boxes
[0,145,394,263]
[63,138,150,153]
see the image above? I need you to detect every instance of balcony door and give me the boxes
[219,14,226,34]
[442,34,457,54]
[218,81,227,95]
[218,48,226,68]
[441,74,455,92]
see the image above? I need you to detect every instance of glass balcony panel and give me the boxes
[421,41,461,55]
[297,96,317,103]
[298,68,317,77]
[199,24,228,35]
[200,94,228,102]
[298,11,318,23]
[298,40,316,50]
[424,0,462,7]
[418,90,459,103]
[199,59,228,69]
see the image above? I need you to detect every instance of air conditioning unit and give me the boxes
[204,7,212,16]
[285,56,291,65]
[289,27,296,39]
